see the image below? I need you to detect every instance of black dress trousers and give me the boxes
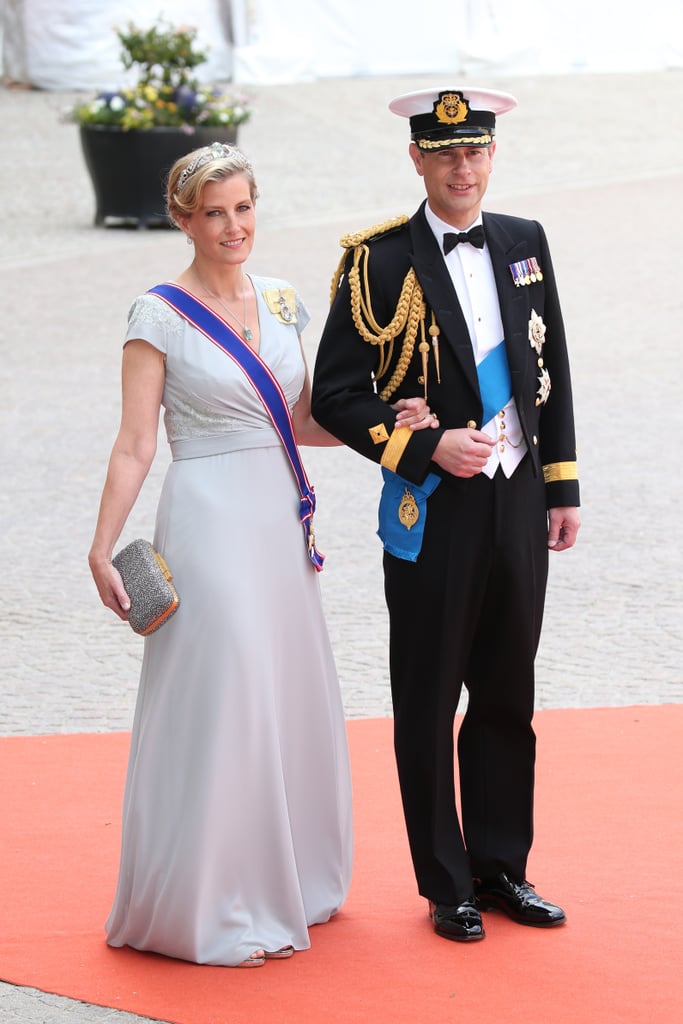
[383,454,549,904]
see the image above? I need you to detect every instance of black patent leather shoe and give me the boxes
[474,873,566,927]
[428,899,485,942]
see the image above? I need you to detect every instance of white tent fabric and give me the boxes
[2,0,233,90]
[3,0,683,90]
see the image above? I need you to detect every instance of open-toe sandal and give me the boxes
[264,945,294,959]
[237,949,266,967]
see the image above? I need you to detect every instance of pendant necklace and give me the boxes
[196,270,253,342]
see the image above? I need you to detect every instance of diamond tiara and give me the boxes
[176,142,241,194]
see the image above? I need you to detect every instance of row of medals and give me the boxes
[509,257,543,287]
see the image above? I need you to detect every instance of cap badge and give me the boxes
[434,91,469,126]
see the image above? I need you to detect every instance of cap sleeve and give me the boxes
[124,293,185,355]
[295,291,310,333]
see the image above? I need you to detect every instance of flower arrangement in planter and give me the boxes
[68,20,251,228]
[70,20,251,132]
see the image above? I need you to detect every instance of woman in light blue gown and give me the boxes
[89,143,437,967]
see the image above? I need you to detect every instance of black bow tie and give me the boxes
[443,225,486,254]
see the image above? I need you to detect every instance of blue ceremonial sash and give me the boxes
[477,340,512,426]
[149,283,324,571]
[377,469,441,562]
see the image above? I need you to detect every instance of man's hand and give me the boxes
[432,428,496,477]
[547,506,581,551]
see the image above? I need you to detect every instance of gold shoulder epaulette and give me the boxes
[330,215,409,301]
[328,214,433,403]
[339,214,409,250]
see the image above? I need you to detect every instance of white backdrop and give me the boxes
[3,0,683,89]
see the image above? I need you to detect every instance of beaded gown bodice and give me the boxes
[125,275,309,449]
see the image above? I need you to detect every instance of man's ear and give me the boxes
[408,142,424,177]
[488,141,497,171]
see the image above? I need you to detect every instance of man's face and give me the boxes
[409,142,495,228]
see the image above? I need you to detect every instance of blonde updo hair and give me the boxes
[166,142,259,226]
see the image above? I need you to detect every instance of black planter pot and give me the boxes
[79,125,238,229]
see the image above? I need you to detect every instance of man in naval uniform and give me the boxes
[311,87,580,942]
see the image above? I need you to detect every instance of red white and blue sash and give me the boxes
[149,282,324,571]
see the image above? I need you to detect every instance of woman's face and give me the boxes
[183,173,256,265]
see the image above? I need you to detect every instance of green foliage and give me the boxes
[67,19,251,131]
[116,21,208,88]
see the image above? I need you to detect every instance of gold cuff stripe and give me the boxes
[380,426,412,473]
[543,461,578,484]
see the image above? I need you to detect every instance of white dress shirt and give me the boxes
[424,203,527,479]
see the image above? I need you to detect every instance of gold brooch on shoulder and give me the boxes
[262,287,297,325]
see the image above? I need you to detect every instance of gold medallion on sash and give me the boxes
[398,487,419,530]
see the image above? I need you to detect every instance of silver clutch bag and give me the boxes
[112,539,180,635]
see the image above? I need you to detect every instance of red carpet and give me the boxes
[1,707,681,1023]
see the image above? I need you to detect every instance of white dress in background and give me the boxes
[105,277,353,966]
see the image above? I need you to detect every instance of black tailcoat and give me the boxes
[313,201,578,507]
[312,203,579,902]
